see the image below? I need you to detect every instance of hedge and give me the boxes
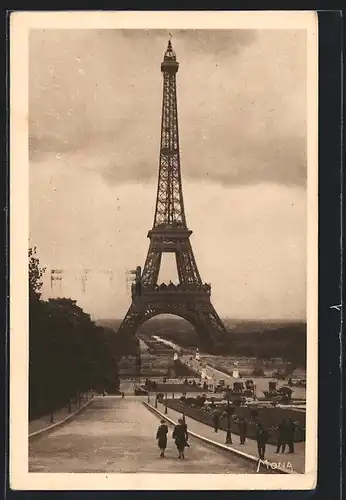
[166,399,305,445]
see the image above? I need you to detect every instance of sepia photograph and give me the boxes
[10,11,318,490]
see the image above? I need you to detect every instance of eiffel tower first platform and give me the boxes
[117,40,227,352]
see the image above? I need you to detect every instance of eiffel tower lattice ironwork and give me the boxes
[117,40,227,351]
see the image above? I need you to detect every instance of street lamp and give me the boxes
[147,391,150,403]
[155,393,158,408]
[225,390,233,444]
[164,393,168,414]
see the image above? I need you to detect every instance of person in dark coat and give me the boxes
[256,422,269,460]
[286,418,295,453]
[276,418,288,453]
[172,418,189,459]
[238,416,248,444]
[156,419,168,458]
[212,409,220,433]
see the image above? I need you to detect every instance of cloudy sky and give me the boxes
[29,28,307,321]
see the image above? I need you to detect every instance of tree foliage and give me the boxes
[28,248,122,419]
[145,319,306,367]
[29,247,45,303]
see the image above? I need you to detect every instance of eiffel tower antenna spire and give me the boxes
[117,42,227,352]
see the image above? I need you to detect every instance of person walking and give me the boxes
[212,409,220,433]
[173,418,189,459]
[256,422,269,460]
[238,416,248,444]
[287,418,295,453]
[156,419,168,458]
[276,418,288,453]
[121,391,125,399]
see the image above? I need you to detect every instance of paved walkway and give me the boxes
[29,393,93,435]
[156,401,305,474]
[29,396,259,473]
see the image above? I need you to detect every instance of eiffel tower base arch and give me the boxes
[117,288,226,353]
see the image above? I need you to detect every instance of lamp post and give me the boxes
[155,393,158,409]
[225,390,233,444]
[164,393,168,414]
[147,391,150,403]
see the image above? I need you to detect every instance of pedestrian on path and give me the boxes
[256,422,269,460]
[287,418,295,454]
[121,391,125,399]
[212,409,220,433]
[173,418,189,459]
[276,418,288,453]
[238,416,248,444]
[156,419,168,458]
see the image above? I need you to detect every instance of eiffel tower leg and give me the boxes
[200,310,226,336]
[175,240,202,285]
[115,305,147,356]
[117,306,145,337]
[178,301,226,352]
[141,243,162,285]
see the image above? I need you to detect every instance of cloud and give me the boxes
[119,28,257,56]
[29,29,306,187]
[28,28,307,321]
[31,159,306,320]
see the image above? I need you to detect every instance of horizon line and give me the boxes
[95,317,307,324]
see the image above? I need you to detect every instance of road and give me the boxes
[181,356,307,400]
[29,397,257,473]
[152,335,182,352]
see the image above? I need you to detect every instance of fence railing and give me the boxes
[29,391,95,435]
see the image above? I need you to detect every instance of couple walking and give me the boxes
[276,417,295,454]
[156,418,189,459]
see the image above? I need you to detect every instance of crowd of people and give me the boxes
[156,282,211,293]
[155,412,296,462]
[135,281,212,293]
[208,407,296,460]
[255,417,296,460]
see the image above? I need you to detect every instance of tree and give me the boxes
[28,248,121,418]
[29,246,45,303]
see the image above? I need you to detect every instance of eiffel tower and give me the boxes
[117,40,227,352]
